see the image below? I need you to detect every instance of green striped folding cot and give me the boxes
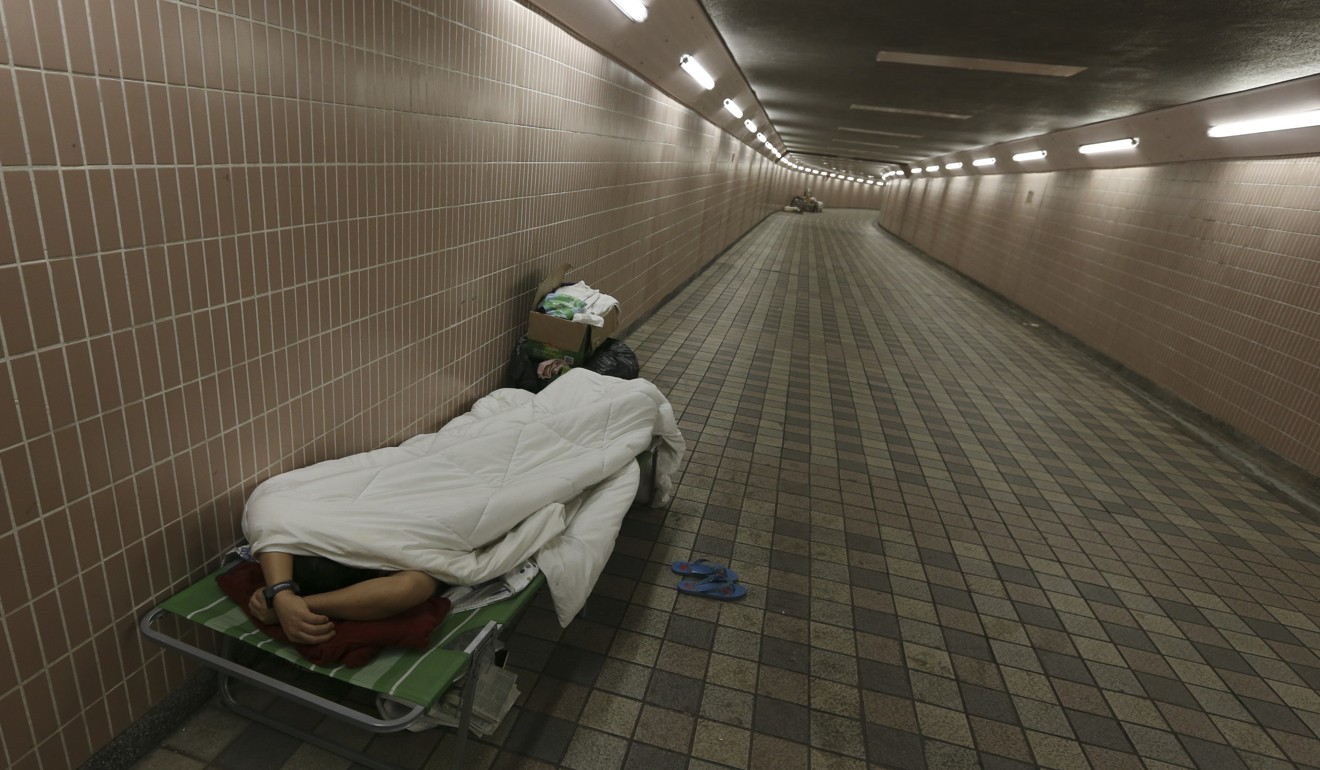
[141,564,545,770]
[141,439,664,766]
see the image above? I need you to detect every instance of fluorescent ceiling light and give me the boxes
[1012,150,1047,161]
[1207,109,1320,137]
[829,173,838,178]
[972,157,996,167]
[609,0,648,22]
[875,50,1084,78]
[851,104,972,120]
[925,165,940,172]
[838,126,924,139]
[679,54,715,90]
[743,119,757,133]
[910,168,923,174]
[847,176,856,181]
[1079,137,1139,154]
[945,161,964,170]
[722,99,743,119]
[755,132,766,143]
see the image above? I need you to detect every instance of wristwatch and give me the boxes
[263,581,300,608]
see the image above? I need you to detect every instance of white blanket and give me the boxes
[243,369,684,625]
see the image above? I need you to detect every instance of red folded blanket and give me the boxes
[216,561,451,668]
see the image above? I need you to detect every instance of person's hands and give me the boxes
[247,588,278,625]
[272,591,335,644]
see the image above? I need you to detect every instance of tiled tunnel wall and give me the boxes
[876,162,1320,477]
[0,0,880,767]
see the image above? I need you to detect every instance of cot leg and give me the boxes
[453,667,475,768]
[452,622,500,768]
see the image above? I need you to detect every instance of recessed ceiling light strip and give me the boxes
[608,0,648,22]
[833,139,901,149]
[838,127,925,139]
[851,104,972,120]
[874,51,1084,78]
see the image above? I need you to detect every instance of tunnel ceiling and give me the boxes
[700,0,1320,178]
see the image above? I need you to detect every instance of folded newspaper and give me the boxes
[420,664,520,736]
[443,561,539,614]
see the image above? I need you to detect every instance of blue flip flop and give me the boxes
[677,573,747,601]
[671,558,739,582]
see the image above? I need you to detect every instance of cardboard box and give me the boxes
[525,264,620,364]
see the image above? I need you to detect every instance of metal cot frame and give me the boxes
[141,439,662,768]
[141,585,526,770]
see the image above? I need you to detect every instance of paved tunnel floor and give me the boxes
[135,209,1320,770]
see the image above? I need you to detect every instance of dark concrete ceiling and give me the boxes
[701,0,1320,178]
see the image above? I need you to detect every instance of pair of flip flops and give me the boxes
[672,558,746,601]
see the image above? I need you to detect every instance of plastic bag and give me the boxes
[507,335,640,392]
[506,335,543,392]
[583,339,639,380]
[538,293,586,319]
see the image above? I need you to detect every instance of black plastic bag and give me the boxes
[583,339,640,380]
[507,334,544,392]
[507,335,640,392]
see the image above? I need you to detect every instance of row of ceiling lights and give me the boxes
[897,137,1139,178]
[798,167,883,185]
[682,53,785,163]
[607,0,789,163]
[612,3,1318,186]
[890,108,1320,179]
[609,0,873,183]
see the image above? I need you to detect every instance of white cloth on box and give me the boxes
[548,281,619,326]
[243,369,684,626]
[571,313,605,327]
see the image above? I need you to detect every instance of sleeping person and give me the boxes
[247,551,438,644]
[242,369,685,628]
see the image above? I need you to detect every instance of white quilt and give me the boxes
[243,369,684,625]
